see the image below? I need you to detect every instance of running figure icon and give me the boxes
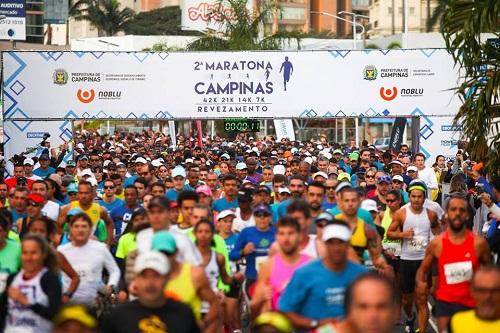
[279,56,293,91]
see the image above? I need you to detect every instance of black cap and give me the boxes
[237,188,254,202]
[256,185,271,195]
[39,154,50,161]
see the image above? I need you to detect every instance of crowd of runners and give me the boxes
[0,129,499,333]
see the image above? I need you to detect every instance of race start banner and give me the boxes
[2,49,462,161]
[0,0,26,41]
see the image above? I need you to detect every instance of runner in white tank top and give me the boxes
[400,205,432,261]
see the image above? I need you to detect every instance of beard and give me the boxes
[449,218,466,232]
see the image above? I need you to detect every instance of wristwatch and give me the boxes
[310,320,319,329]
[63,291,73,298]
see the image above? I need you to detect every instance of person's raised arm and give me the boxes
[57,205,70,234]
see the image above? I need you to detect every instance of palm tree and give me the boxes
[187,0,301,51]
[441,0,499,174]
[70,0,135,37]
[426,0,447,32]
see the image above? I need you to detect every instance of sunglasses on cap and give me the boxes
[27,201,41,207]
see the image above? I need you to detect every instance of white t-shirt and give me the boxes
[136,227,202,266]
[232,208,255,233]
[300,234,319,258]
[58,240,120,306]
[418,166,439,191]
[42,200,60,221]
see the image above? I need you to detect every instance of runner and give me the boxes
[387,180,441,333]
[416,194,491,332]
[251,216,311,316]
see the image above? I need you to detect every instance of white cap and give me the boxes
[217,210,236,221]
[314,171,328,180]
[407,165,418,172]
[322,224,352,242]
[87,177,98,187]
[251,147,259,153]
[77,143,85,149]
[249,136,254,140]
[221,153,230,160]
[304,157,313,165]
[392,175,404,182]
[103,160,112,167]
[134,251,170,275]
[278,187,291,195]
[23,158,34,166]
[236,162,247,170]
[273,165,286,175]
[172,166,186,178]
[81,169,93,177]
[361,199,378,213]
[151,159,164,167]
[135,157,147,164]
[185,158,194,164]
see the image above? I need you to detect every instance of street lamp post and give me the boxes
[310,11,365,50]
[338,11,370,49]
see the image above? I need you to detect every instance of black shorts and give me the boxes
[435,300,472,317]
[225,283,241,299]
[400,259,431,294]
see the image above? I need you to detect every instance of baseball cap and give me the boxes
[53,305,97,329]
[148,196,170,210]
[361,199,378,212]
[237,188,253,202]
[185,158,194,164]
[134,251,170,275]
[172,166,186,178]
[135,157,147,165]
[220,153,230,160]
[377,175,392,184]
[389,160,404,167]
[254,312,292,333]
[87,178,98,187]
[314,171,328,180]
[66,183,78,193]
[333,149,342,155]
[407,165,418,172]
[392,175,404,182]
[337,172,351,182]
[81,169,93,177]
[253,204,271,215]
[196,185,212,197]
[217,210,236,221]
[66,160,76,167]
[349,152,359,161]
[408,179,428,194]
[336,181,353,193]
[278,187,291,195]
[77,154,88,161]
[23,158,34,166]
[315,212,334,224]
[236,162,247,170]
[151,231,177,254]
[26,193,44,204]
[39,154,50,161]
[151,159,164,167]
[322,223,352,242]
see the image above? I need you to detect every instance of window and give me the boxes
[410,7,415,14]
[398,7,403,14]
[388,7,393,14]
[373,20,378,28]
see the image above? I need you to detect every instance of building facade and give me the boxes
[368,0,440,37]
[310,0,352,37]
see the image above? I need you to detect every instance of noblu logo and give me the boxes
[380,87,398,101]
[77,89,95,103]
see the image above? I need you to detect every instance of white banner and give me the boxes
[181,0,253,32]
[274,119,295,141]
[168,120,177,148]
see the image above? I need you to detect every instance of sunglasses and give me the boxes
[104,186,115,189]
[325,186,335,190]
[139,172,149,176]
[386,199,396,203]
[90,158,100,162]
[27,202,41,207]
[366,175,375,179]
[254,212,270,218]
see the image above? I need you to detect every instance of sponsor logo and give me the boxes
[380,68,409,78]
[363,65,378,80]
[27,132,48,138]
[441,125,463,131]
[71,73,101,83]
[441,140,459,147]
[380,87,398,101]
[77,89,95,103]
[53,69,68,85]
[400,88,424,97]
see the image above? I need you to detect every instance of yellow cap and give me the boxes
[254,312,293,333]
[53,305,97,328]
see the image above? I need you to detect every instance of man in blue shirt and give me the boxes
[213,174,239,213]
[33,154,56,178]
[166,166,189,202]
[110,185,141,237]
[230,204,275,285]
[279,220,367,331]
[98,179,124,212]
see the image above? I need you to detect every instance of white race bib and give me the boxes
[73,264,94,283]
[383,242,402,257]
[444,261,473,285]
[408,236,427,251]
[0,272,8,294]
[255,256,268,273]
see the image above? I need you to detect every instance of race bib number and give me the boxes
[444,261,473,285]
[5,327,34,333]
[408,236,427,251]
[0,272,8,294]
[74,264,94,283]
[255,256,268,273]
[383,242,402,257]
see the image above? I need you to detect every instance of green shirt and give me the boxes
[0,240,21,274]
[8,231,20,243]
[115,232,137,259]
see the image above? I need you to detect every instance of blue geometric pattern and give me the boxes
[9,108,33,132]
[4,52,26,86]
[9,80,26,95]
[327,50,351,58]
[132,53,150,62]
[37,51,64,61]
[299,109,318,117]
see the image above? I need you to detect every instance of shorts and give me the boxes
[400,259,431,294]
[225,283,241,299]
[435,300,472,317]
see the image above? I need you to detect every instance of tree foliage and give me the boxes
[125,6,199,36]
[70,0,135,37]
[186,0,301,51]
[441,0,499,174]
